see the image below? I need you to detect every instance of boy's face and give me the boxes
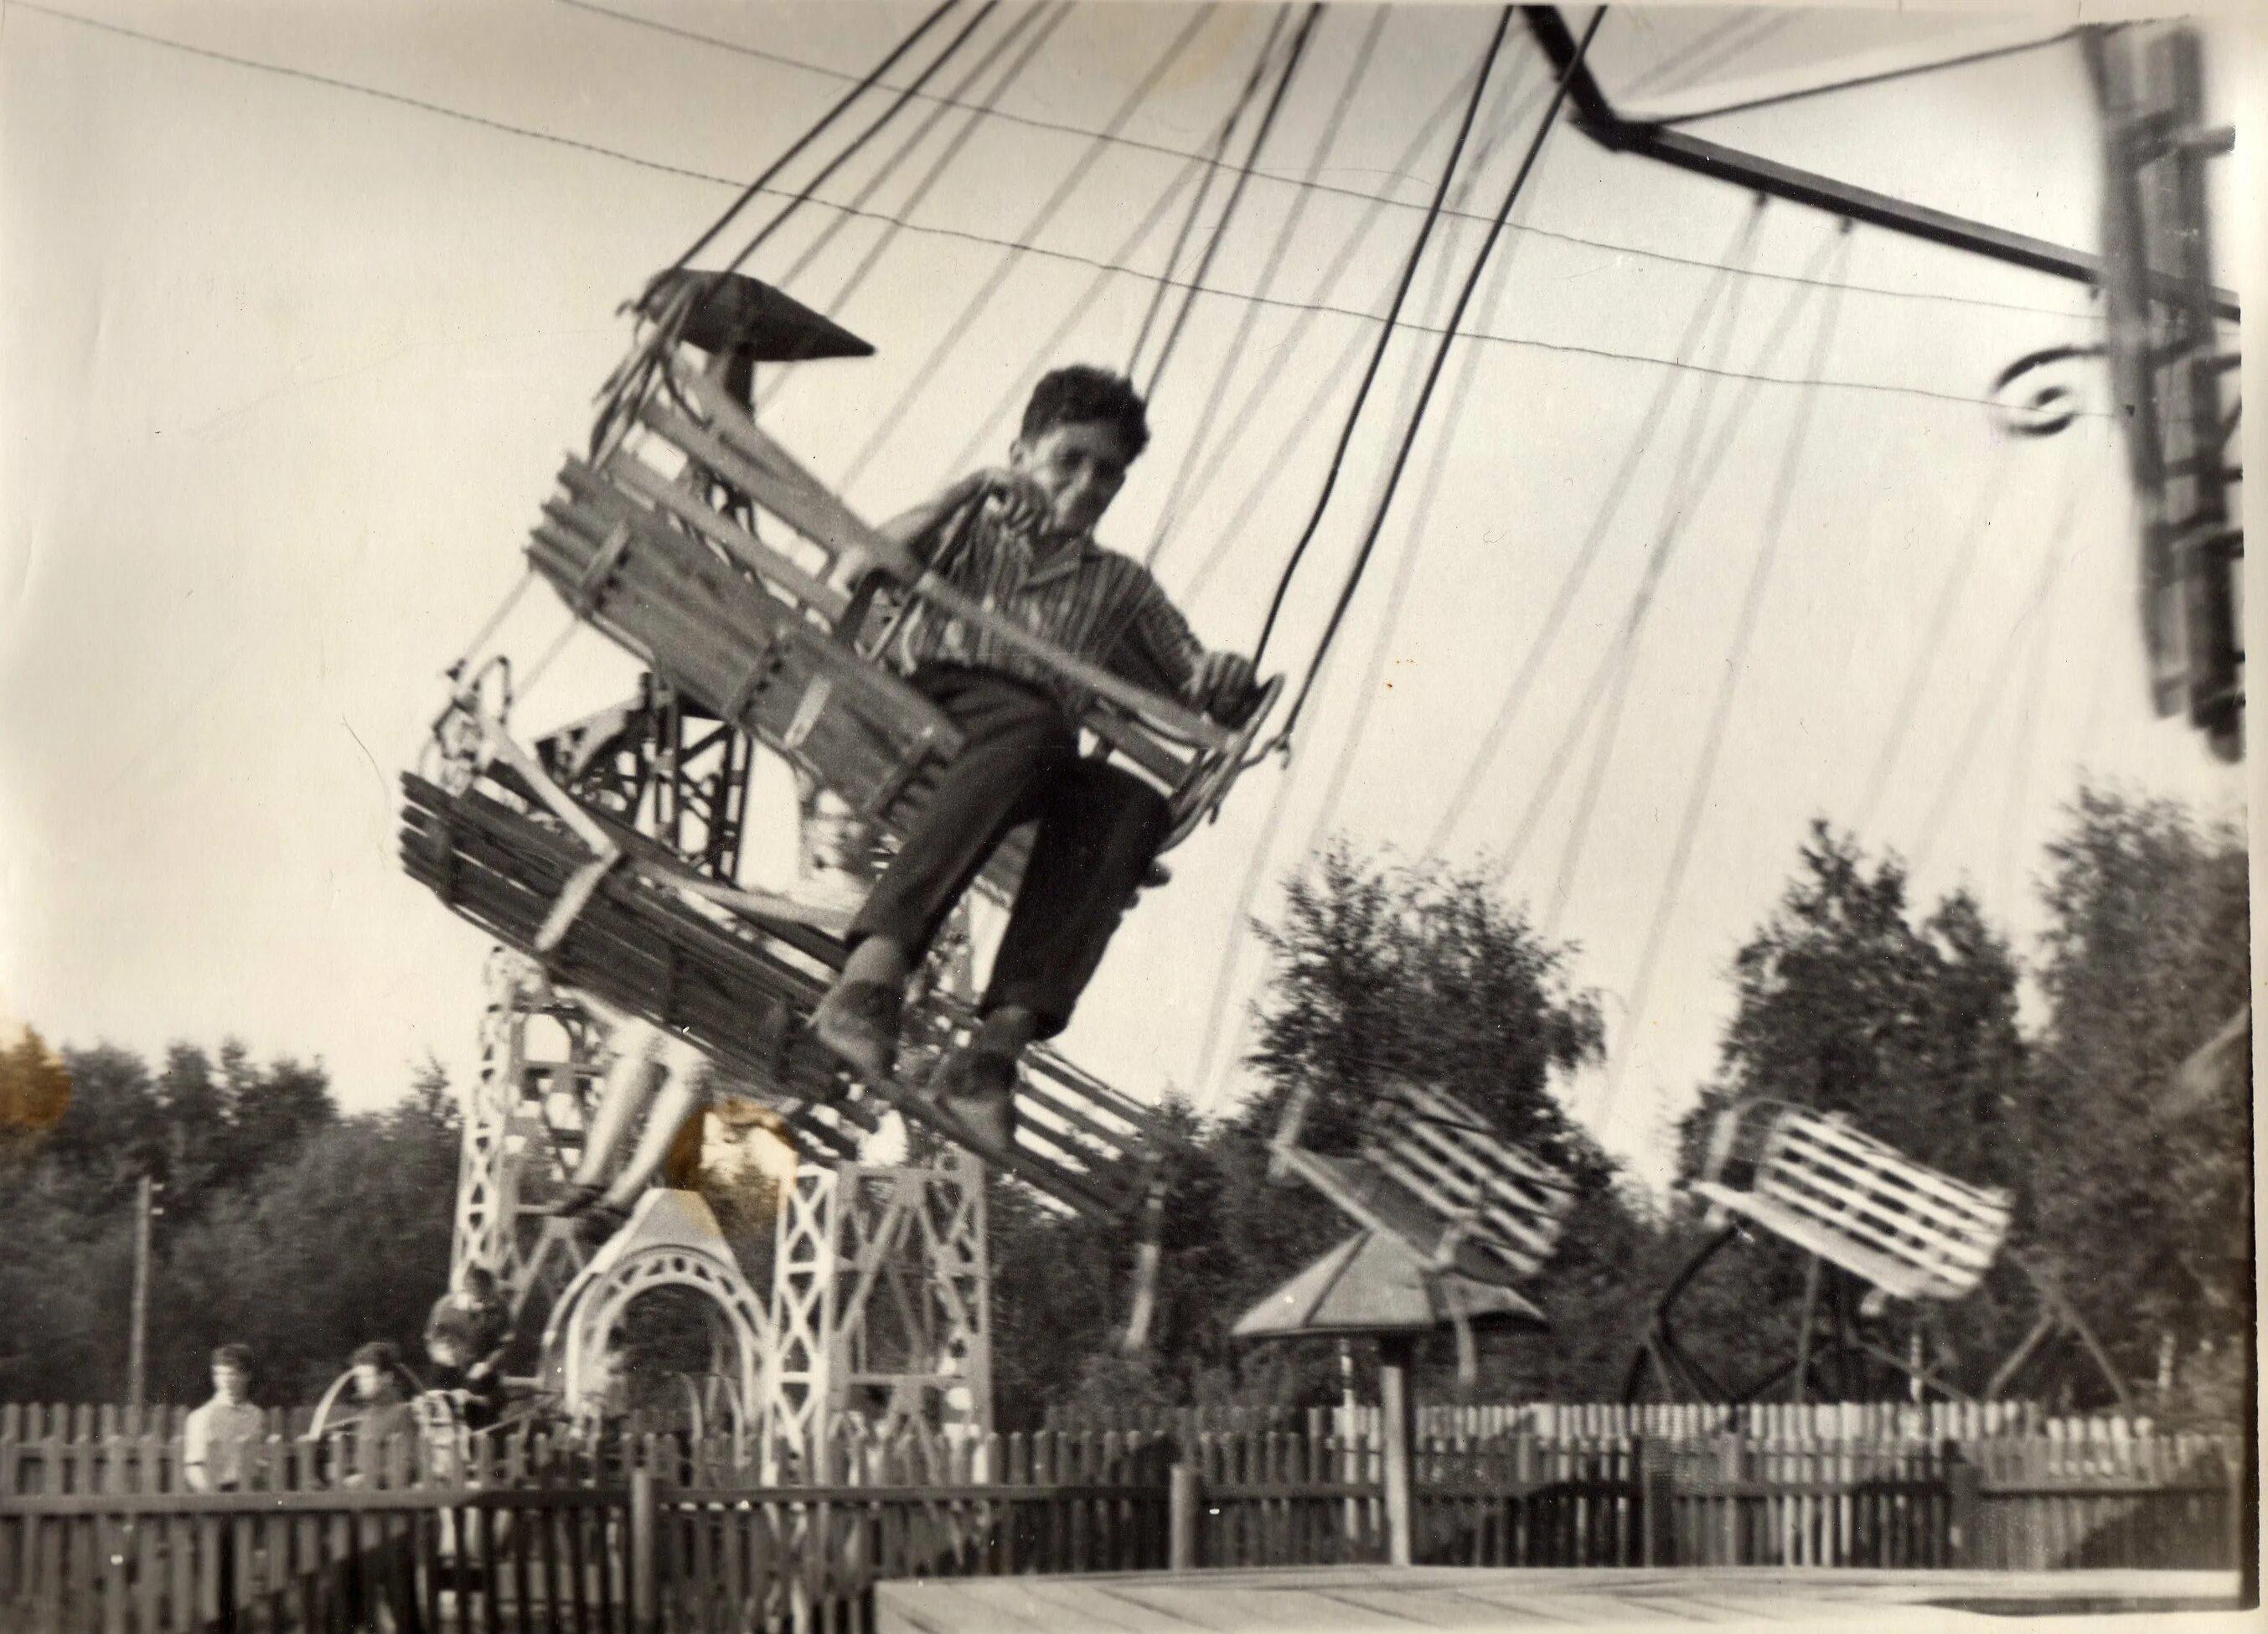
[429,1337,464,1369]
[212,1363,249,1404]
[353,1363,385,1399]
[1008,420,1134,541]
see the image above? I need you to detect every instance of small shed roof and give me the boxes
[1232,1229,1547,1343]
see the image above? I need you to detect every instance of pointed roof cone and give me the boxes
[1232,1229,1547,1343]
[640,269,875,365]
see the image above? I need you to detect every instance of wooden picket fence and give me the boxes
[1047,1396,2183,1445]
[2,1404,2245,1631]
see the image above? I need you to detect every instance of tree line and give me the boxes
[0,783,2246,1427]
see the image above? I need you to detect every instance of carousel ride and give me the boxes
[356,4,2237,1481]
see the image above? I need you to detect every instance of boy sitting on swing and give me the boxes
[811,365,1256,1149]
[556,366,1252,1218]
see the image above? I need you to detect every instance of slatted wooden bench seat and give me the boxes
[1269,1078,1577,1289]
[529,296,1276,900]
[1691,1099,2012,1305]
[400,769,1157,1218]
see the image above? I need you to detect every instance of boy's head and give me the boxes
[210,1345,253,1403]
[1009,367,1149,541]
[351,1342,400,1399]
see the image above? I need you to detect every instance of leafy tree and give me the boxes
[2023,785,2249,1404]
[1666,824,2033,1399]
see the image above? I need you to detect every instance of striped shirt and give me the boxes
[886,501,1206,719]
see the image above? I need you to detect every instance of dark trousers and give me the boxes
[850,664,1170,1038]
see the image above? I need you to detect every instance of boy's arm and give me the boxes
[858,469,1049,582]
[1123,574,1258,723]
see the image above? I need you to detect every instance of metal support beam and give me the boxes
[1520,7,2239,321]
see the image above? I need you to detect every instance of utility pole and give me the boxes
[127,1176,152,1411]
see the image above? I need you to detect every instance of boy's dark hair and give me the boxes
[212,1344,254,1375]
[352,1342,402,1370]
[1020,366,1150,460]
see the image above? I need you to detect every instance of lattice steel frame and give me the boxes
[450,949,610,1337]
[762,1153,995,1478]
[447,679,997,1456]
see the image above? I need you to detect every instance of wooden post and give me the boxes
[1168,1463,1200,1571]
[1945,1441,1981,1569]
[1639,1437,1674,1568]
[629,1466,659,1631]
[1380,1337,1417,1567]
[127,1176,152,1412]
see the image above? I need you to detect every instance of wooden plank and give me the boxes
[606,440,852,620]
[1764,1125,2008,1249]
[1691,1184,1961,1302]
[1774,1113,2010,1226]
[1752,1158,2001,1279]
[1755,1154,1998,1269]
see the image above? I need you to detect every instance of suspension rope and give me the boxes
[1272,9,1601,744]
[938,142,1223,478]
[658,0,964,284]
[1851,437,2022,834]
[1594,230,1854,1135]
[1189,26,1580,1112]
[834,4,1219,493]
[1163,69,1481,592]
[1140,6,1321,402]
[1533,253,1778,925]
[1128,8,1294,380]
[717,2,1003,280]
[771,3,1057,303]
[1416,206,1762,862]
[1909,432,2099,875]
[1248,7,1515,668]
[1298,133,1532,863]
[1485,226,1842,888]
[1141,6,1398,571]
[757,3,1072,416]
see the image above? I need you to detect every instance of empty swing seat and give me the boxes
[399,768,1159,1218]
[1269,1078,1578,1289]
[1690,1099,2012,1304]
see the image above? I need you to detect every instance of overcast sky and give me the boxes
[3,0,2259,1192]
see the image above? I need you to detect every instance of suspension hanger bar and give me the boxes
[1521,7,2240,322]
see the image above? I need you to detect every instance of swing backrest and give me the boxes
[1268,1077,1576,1288]
[528,282,1274,890]
[1692,1099,2011,1304]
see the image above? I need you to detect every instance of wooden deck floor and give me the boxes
[874,1566,2245,1632]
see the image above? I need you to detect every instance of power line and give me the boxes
[17,2,2106,423]
[553,0,2091,321]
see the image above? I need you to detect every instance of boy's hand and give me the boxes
[974,469,1052,536]
[1192,652,1258,724]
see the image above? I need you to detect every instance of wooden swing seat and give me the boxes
[1692,1099,2011,1305]
[400,768,1158,1218]
[1269,1078,1576,1289]
[529,330,1273,899]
